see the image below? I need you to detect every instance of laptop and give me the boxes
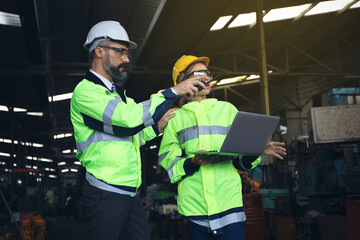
[191,111,280,157]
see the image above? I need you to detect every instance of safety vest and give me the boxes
[158,98,261,234]
[71,71,177,196]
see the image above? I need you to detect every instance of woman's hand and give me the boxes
[263,141,287,159]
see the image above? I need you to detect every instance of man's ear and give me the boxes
[94,46,104,58]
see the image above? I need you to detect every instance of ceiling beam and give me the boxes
[1,70,360,77]
[133,0,167,63]
[17,0,43,65]
[288,43,336,72]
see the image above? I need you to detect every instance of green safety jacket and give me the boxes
[158,98,261,234]
[70,71,177,196]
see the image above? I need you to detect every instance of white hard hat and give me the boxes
[83,20,137,51]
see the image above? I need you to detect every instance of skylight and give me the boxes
[263,4,312,22]
[0,11,21,27]
[210,15,233,31]
[350,1,360,8]
[210,0,359,30]
[228,12,257,28]
[305,0,354,16]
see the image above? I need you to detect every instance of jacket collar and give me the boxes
[85,70,127,103]
[182,98,218,112]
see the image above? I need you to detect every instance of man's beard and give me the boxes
[103,53,129,87]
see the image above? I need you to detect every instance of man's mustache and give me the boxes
[118,63,129,70]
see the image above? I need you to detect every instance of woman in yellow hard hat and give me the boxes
[158,55,286,240]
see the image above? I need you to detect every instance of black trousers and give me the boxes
[82,180,151,240]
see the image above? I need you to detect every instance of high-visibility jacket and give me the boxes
[70,71,177,196]
[158,98,261,234]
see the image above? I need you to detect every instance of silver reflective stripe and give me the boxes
[158,151,169,164]
[103,98,121,134]
[209,212,246,230]
[76,131,132,152]
[141,100,154,127]
[188,219,210,228]
[168,157,183,180]
[86,171,135,196]
[177,125,230,145]
[138,132,143,146]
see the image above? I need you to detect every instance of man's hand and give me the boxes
[172,76,207,97]
[263,141,287,159]
[158,108,178,133]
[190,150,220,166]
[191,154,209,166]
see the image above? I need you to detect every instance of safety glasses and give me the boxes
[99,45,129,59]
[187,70,213,79]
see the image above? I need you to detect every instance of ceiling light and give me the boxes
[0,152,10,157]
[62,149,71,154]
[74,161,82,165]
[38,158,53,163]
[13,107,27,112]
[32,143,44,148]
[0,11,21,27]
[0,105,8,112]
[3,139,12,144]
[70,169,78,172]
[48,175,57,178]
[54,133,73,139]
[217,75,247,85]
[210,15,233,31]
[228,12,256,28]
[27,112,44,116]
[263,4,311,22]
[58,162,66,166]
[61,169,69,173]
[49,92,73,102]
[305,0,354,16]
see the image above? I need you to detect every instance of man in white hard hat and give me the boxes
[70,21,206,240]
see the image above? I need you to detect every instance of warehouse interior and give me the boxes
[0,0,359,239]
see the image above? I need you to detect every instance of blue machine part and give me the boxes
[247,167,263,185]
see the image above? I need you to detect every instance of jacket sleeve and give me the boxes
[158,121,198,183]
[139,125,157,146]
[72,83,177,137]
[233,156,262,170]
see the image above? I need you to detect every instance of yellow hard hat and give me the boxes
[172,55,210,85]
